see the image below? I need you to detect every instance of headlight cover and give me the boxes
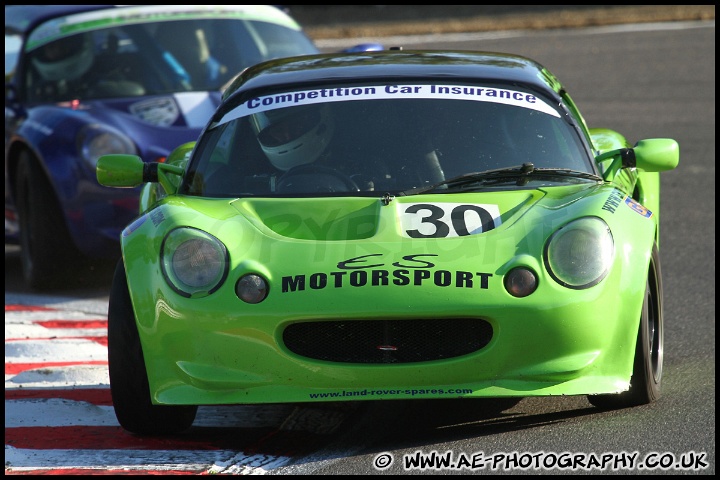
[79,124,137,170]
[161,227,228,298]
[544,216,614,289]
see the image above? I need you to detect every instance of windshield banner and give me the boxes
[217,84,561,127]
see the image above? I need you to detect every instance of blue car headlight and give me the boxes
[161,227,228,298]
[79,124,137,170]
[544,216,614,289]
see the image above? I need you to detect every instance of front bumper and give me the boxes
[135,265,642,406]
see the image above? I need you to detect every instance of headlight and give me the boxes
[79,124,137,170]
[544,216,614,289]
[161,227,228,297]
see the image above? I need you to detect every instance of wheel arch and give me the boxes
[10,140,92,250]
[7,141,41,204]
[633,170,662,247]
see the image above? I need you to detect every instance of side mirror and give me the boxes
[97,154,184,193]
[96,154,145,187]
[595,138,679,180]
[633,139,679,172]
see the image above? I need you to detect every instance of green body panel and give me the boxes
[120,183,659,405]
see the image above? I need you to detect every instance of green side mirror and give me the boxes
[97,154,186,194]
[96,154,145,187]
[595,138,679,181]
[634,138,679,172]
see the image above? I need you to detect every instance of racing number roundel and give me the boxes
[399,202,502,238]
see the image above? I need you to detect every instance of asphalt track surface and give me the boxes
[5,10,715,476]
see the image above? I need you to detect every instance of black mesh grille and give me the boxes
[283,318,493,364]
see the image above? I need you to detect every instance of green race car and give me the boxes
[97,50,679,435]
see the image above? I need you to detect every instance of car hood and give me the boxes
[217,182,612,243]
[130,181,652,256]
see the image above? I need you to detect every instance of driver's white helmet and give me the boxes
[31,34,93,82]
[250,104,334,171]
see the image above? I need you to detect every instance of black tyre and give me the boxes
[588,244,663,409]
[15,151,81,290]
[108,259,197,435]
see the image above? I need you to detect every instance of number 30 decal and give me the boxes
[399,202,502,238]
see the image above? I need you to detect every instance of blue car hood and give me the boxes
[90,91,223,129]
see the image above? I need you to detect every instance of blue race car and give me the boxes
[4,5,372,290]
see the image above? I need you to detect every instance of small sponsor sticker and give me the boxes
[624,197,653,218]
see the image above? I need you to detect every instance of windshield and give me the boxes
[183,83,595,197]
[22,11,317,103]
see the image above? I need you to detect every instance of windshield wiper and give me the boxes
[529,168,603,182]
[399,163,535,196]
[398,163,601,196]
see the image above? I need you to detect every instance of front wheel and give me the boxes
[108,259,197,435]
[588,244,663,409]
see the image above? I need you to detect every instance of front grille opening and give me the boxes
[283,318,493,364]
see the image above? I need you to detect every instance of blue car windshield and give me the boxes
[183,83,596,197]
[22,15,317,103]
